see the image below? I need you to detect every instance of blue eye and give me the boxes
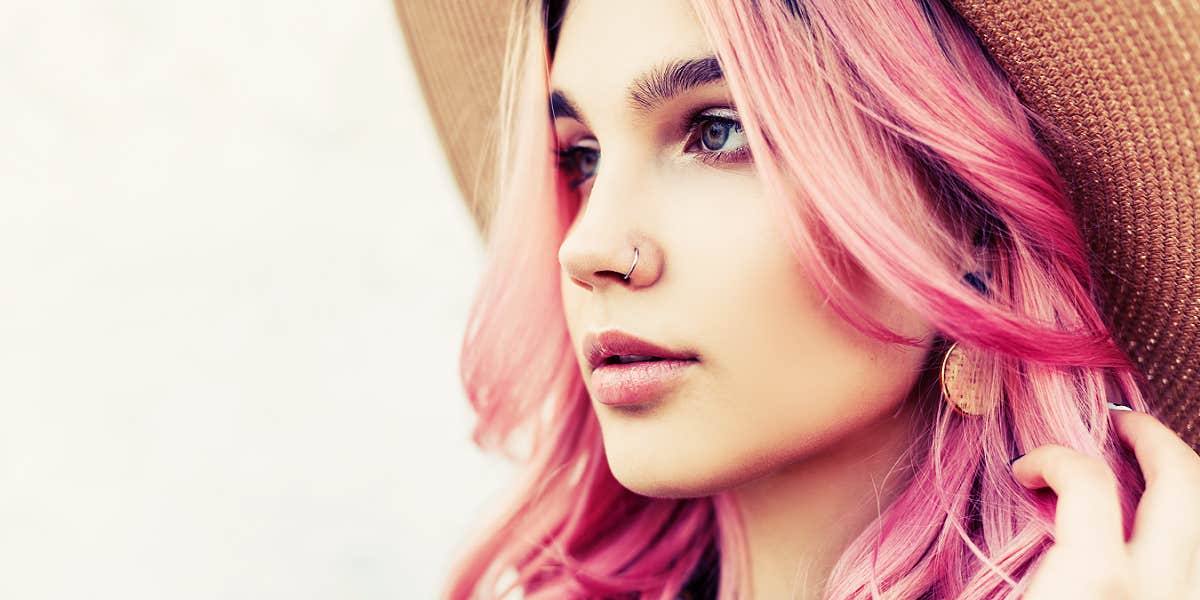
[555,146,599,189]
[554,110,752,190]
[695,117,746,153]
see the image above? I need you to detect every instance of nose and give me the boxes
[559,236,658,291]
[556,168,660,291]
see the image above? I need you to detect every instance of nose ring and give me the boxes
[623,247,639,280]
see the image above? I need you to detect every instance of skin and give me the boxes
[1013,411,1200,600]
[552,0,935,596]
[548,0,1200,597]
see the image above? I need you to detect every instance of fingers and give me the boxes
[1011,409,1200,599]
[1011,444,1125,553]
[1109,410,1200,588]
[1110,409,1200,488]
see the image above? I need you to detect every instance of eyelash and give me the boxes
[554,110,752,190]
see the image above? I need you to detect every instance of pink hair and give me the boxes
[441,0,1154,598]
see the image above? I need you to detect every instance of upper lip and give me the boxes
[583,329,699,370]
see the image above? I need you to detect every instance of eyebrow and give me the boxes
[549,54,725,129]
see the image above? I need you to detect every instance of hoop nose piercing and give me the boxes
[622,247,639,280]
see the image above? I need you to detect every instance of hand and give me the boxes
[1011,406,1200,600]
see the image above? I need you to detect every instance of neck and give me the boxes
[727,398,925,600]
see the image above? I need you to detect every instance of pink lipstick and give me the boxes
[582,330,700,406]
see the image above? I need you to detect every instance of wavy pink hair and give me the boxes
[440,0,1156,598]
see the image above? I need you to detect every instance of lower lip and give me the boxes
[590,359,698,406]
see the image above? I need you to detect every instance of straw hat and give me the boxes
[394,0,1200,451]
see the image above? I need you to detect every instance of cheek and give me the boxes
[608,175,932,494]
[664,175,875,401]
[726,245,919,401]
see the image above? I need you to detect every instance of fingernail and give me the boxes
[1009,453,1024,467]
[1107,402,1133,412]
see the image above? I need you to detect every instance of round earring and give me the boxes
[940,340,990,416]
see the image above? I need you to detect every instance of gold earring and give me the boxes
[940,341,989,416]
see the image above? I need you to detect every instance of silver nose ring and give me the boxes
[622,247,639,280]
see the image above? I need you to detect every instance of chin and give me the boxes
[604,446,764,499]
[611,471,718,499]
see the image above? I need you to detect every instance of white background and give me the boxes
[0,1,517,597]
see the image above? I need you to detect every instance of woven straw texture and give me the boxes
[947,0,1200,450]
[393,0,509,236]
[395,0,1200,451]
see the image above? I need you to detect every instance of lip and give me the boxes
[582,329,700,406]
[589,358,699,406]
[583,329,699,370]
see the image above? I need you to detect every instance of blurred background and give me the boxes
[0,0,515,597]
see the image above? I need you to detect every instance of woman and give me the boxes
[399,0,1200,597]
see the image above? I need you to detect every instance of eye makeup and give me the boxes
[553,105,753,190]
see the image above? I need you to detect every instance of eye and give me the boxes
[691,112,744,154]
[699,119,736,150]
[552,109,753,189]
[555,143,599,190]
[684,111,752,164]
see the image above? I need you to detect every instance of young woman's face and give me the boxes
[553,0,937,497]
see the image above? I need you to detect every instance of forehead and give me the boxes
[547,0,715,99]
